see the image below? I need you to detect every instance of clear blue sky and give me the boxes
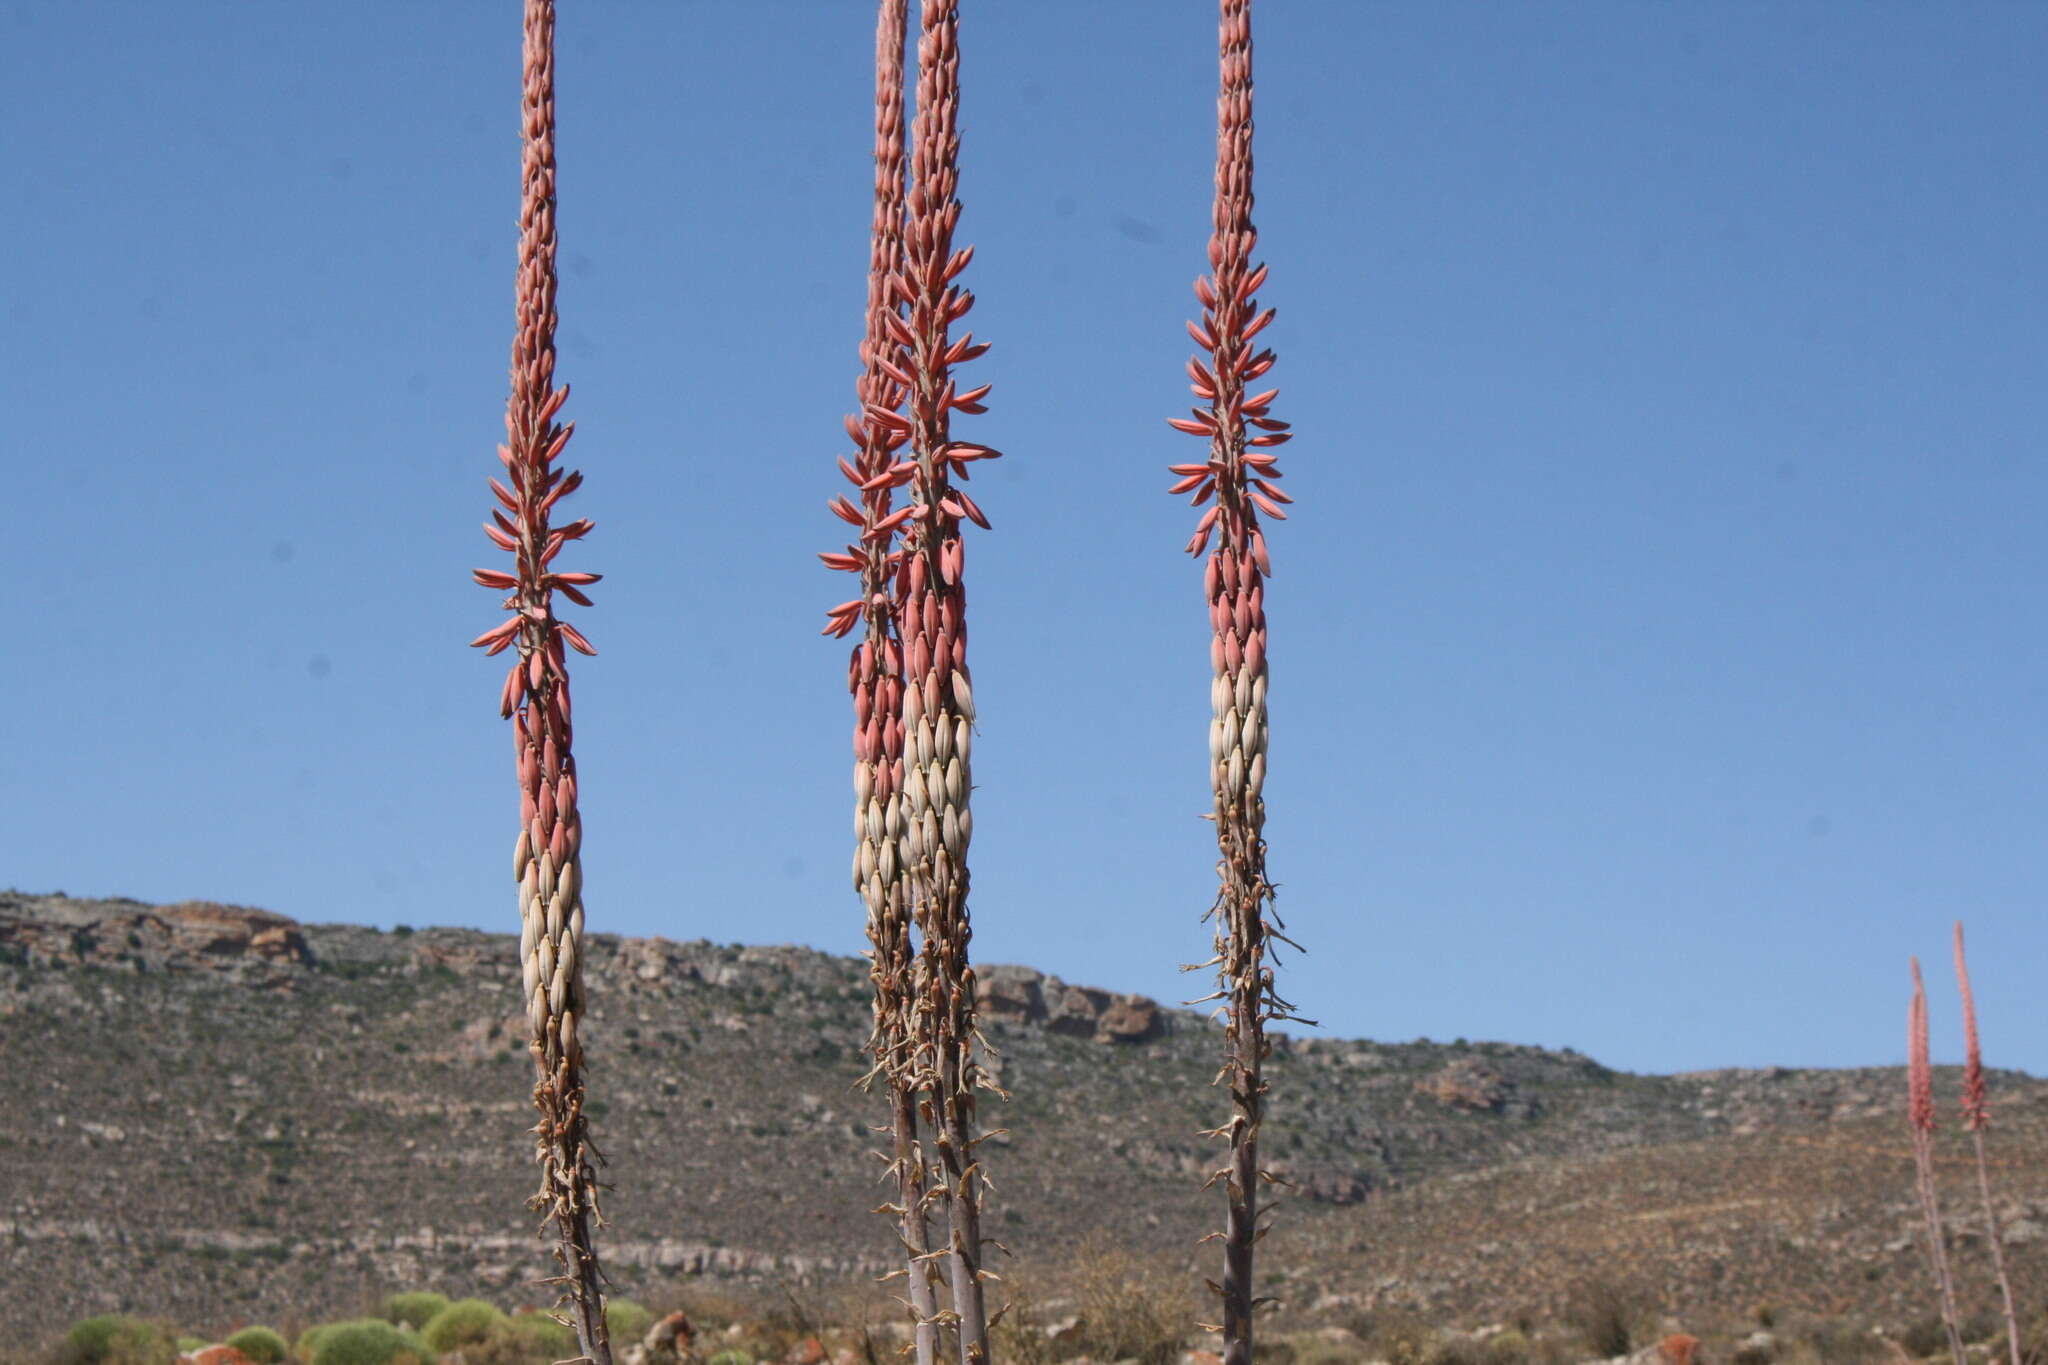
[9,2,2045,1076]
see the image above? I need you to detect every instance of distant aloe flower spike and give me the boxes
[1954,923,1987,1132]
[1908,969,1935,1135]
[893,3,1003,1361]
[467,3,609,1360]
[819,4,940,1363]
[1166,7,1303,1365]
[1953,923,2022,1365]
[1906,957,1965,1365]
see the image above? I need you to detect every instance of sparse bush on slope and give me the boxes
[419,1302,507,1355]
[60,1318,174,1365]
[1070,1238,1194,1365]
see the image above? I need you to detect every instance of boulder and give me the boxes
[1097,995,1161,1043]
[1047,985,1110,1038]
[977,965,1047,1022]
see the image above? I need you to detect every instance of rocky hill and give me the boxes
[4,889,2045,1345]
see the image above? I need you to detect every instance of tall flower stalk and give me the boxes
[890,3,1002,1359]
[819,3,941,1362]
[1165,5,1301,1363]
[1954,923,2023,1365]
[468,2,610,1358]
[1907,958,1966,1365]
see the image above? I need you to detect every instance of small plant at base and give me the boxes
[224,1330,289,1365]
[421,1301,509,1355]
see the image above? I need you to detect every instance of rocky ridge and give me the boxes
[3,890,2045,1346]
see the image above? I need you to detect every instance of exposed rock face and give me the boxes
[1098,995,1161,1042]
[976,964,1045,1022]
[1415,1059,1528,1115]
[0,891,312,975]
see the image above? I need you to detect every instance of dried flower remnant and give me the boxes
[467,2,609,1359]
[1164,5,1303,1365]
[817,2,940,1361]
[1954,923,2022,1365]
[1906,958,1965,1365]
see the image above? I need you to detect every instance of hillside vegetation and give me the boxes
[3,891,2044,1347]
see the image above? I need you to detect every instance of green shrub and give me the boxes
[705,1352,753,1365]
[307,1320,431,1365]
[61,1318,175,1365]
[605,1302,654,1349]
[378,1296,452,1333]
[177,1341,209,1356]
[463,1315,576,1365]
[226,1329,290,1365]
[420,1301,508,1355]
[65,1317,134,1365]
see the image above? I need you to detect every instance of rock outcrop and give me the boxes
[0,891,312,976]
[975,964,1164,1043]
